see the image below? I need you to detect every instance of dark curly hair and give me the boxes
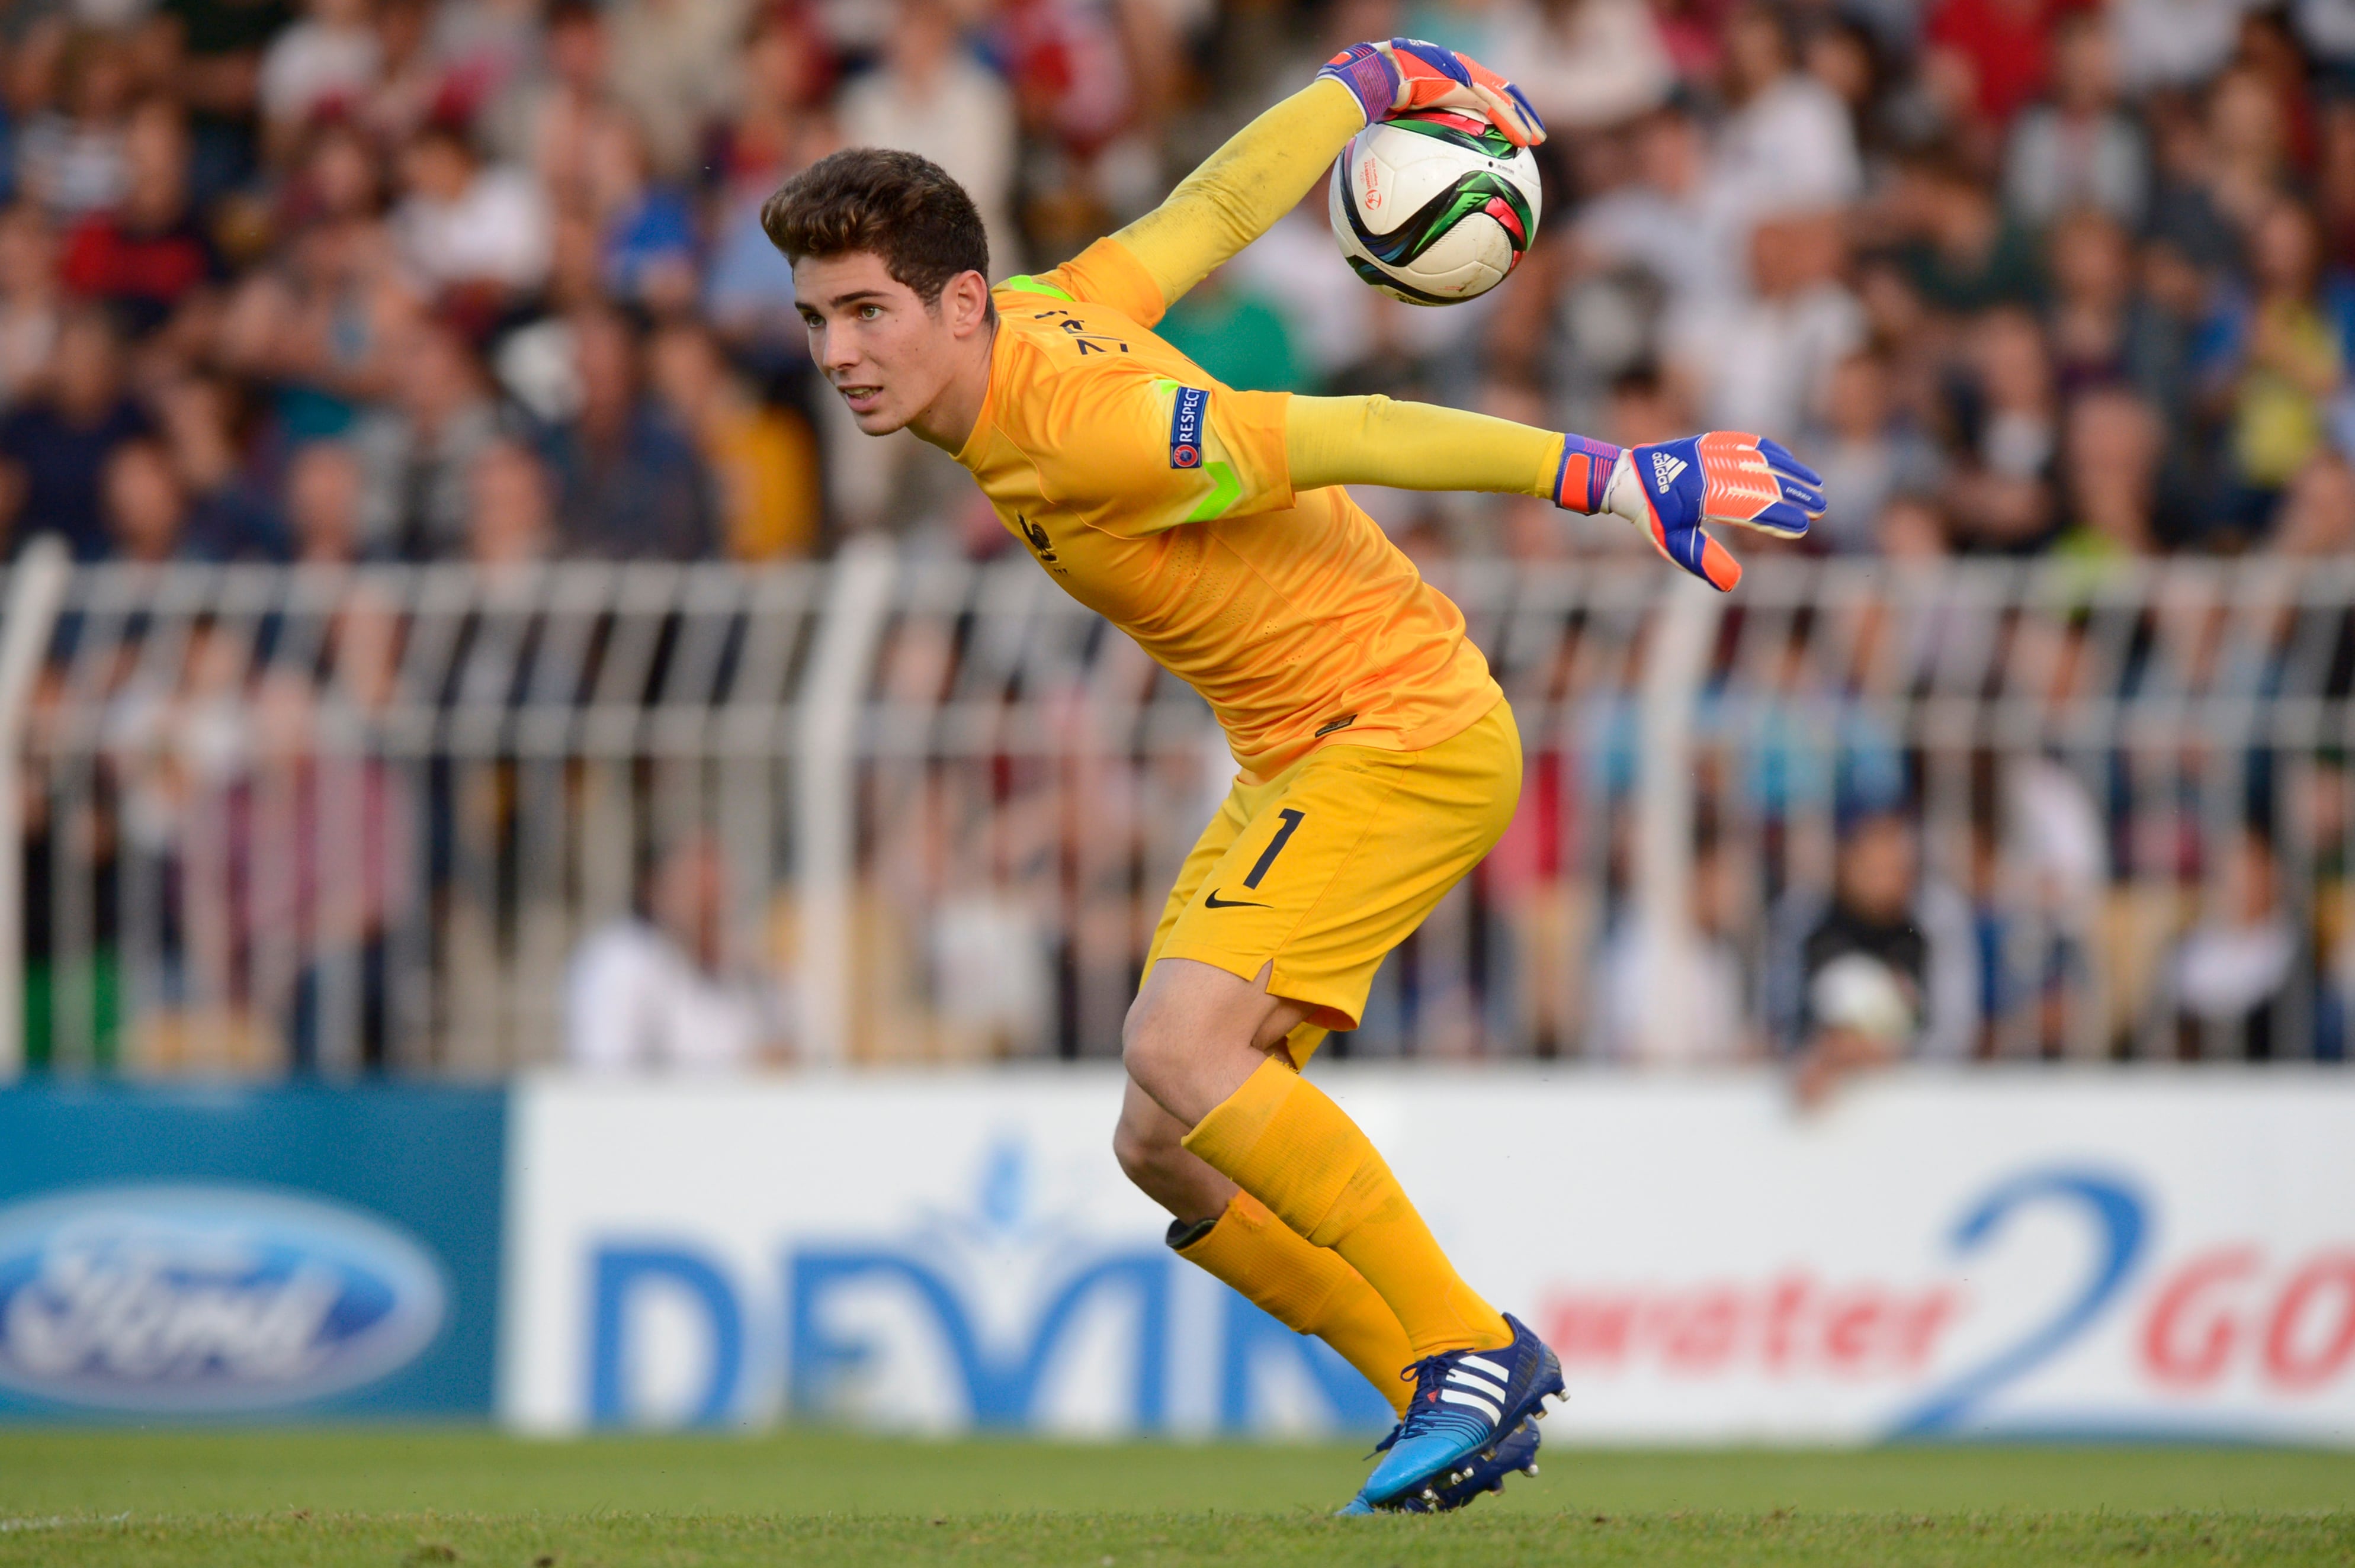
[761,147,992,313]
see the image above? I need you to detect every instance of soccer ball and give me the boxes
[1327,109,1542,306]
[1809,953,1917,1046]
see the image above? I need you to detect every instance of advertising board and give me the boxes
[0,1085,505,1418]
[502,1069,2355,1444]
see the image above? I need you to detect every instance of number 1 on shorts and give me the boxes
[1244,808,1305,890]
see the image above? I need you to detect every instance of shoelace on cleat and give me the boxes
[1386,1351,1503,1448]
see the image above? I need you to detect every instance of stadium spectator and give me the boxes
[2161,822,2311,1059]
[2123,239,2215,506]
[838,0,1019,271]
[2112,0,2251,97]
[1924,0,2071,130]
[158,371,289,561]
[156,0,293,172]
[14,27,133,220]
[2055,383,2165,558]
[1806,349,1945,554]
[426,0,543,133]
[2046,209,2136,392]
[492,0,608,187]
[390,115,549,312]
[58,95,217,340]
[583,110,695,314]
[564,832,780,1072]
[1154,265,1310,396]
[1577,104,1744,350]
[0,305,149,559]
[463,434,550,567]
[2139,91,2240,274]
[1765,805,1981,1103]
[697,7,826,362]
[1485,0,1674,134]
[101,436,189,561]
[283,579,415,1073]
[257,0,382,157]
[360,0,449,151]
[603,0,747,182]
[281,437,365,564]
[2004,10,2149,231]
[537,305,714,561]
[214,205,406,441]
[702,186,807,369]
[1711,5,1861,223]
[0,202,59,408]
[1946,306,2061,548]
[2002,738,2110,1056]
[0,29,44,210]
[1889,147,2045,314]
[2273,446,2355,554]
[1695,212,1865,442]
[2207,198,2354,540]
[993,0,1170,242]
[351,316,496,560]
[705,2,831,202]
[647,317,819,561]
[1588,831,1751,1065]
[2203,65,2296,236]
[280,117,383,229]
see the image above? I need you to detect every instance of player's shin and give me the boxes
[1181,1058,1512,1358]
[1170,1190,1414,1417]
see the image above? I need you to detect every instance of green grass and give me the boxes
[1,1430,2350,1566]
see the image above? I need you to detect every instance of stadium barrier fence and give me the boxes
[1,551,2351,1078]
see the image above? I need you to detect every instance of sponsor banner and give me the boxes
[504,1069,2355,1444]
[0,1085,505,1418]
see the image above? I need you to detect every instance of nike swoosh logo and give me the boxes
[1202,890,1269,910]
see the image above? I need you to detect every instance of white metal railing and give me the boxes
[2,551,2351,1077]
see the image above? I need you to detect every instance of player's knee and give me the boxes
[1118,992,1157,1073]
[1120,991,1185,1097]
[1110,1116,1167,1188]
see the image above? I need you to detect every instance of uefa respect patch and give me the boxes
[1167,385,1208,469]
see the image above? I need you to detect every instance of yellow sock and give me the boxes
[1182,1059,1512,1357]
[1175,1191,1414,1417]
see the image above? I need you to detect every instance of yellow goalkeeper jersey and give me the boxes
[954,236,1501,781]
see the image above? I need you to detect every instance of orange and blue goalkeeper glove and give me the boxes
[1554,431,1825,592]
[1317,38,1547,147]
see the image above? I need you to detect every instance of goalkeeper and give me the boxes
[762,39,1823,1513]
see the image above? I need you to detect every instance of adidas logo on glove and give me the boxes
[1651,451,1687,492]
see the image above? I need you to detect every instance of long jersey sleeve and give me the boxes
[1109,78,1368,313]
[1284,394,1569,500]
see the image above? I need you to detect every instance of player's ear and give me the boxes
[942,269,992,338]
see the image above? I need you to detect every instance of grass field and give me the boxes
[1,1430,2350,1566]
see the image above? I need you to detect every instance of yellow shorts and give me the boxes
[1143,698,1522,1065]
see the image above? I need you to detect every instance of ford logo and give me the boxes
[0,1184,447,1411]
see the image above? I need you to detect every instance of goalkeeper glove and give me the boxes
[1552,432,1825,592]
[1317,38,1547,147]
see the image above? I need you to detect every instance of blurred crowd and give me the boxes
[10,0,2355,1082]
[7,0,2355,568]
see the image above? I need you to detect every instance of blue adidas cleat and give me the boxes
[1331,1417,1543,1515]
[1347,1313,1564,1511]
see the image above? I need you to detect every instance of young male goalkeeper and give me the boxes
[765,39,1823,1512]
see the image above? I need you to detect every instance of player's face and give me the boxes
[793,252,962,436]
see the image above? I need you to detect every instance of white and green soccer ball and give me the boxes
[1328,108,1544,306]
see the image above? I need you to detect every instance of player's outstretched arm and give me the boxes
[1112,40,1545,313]
[1285,394,1824,592]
